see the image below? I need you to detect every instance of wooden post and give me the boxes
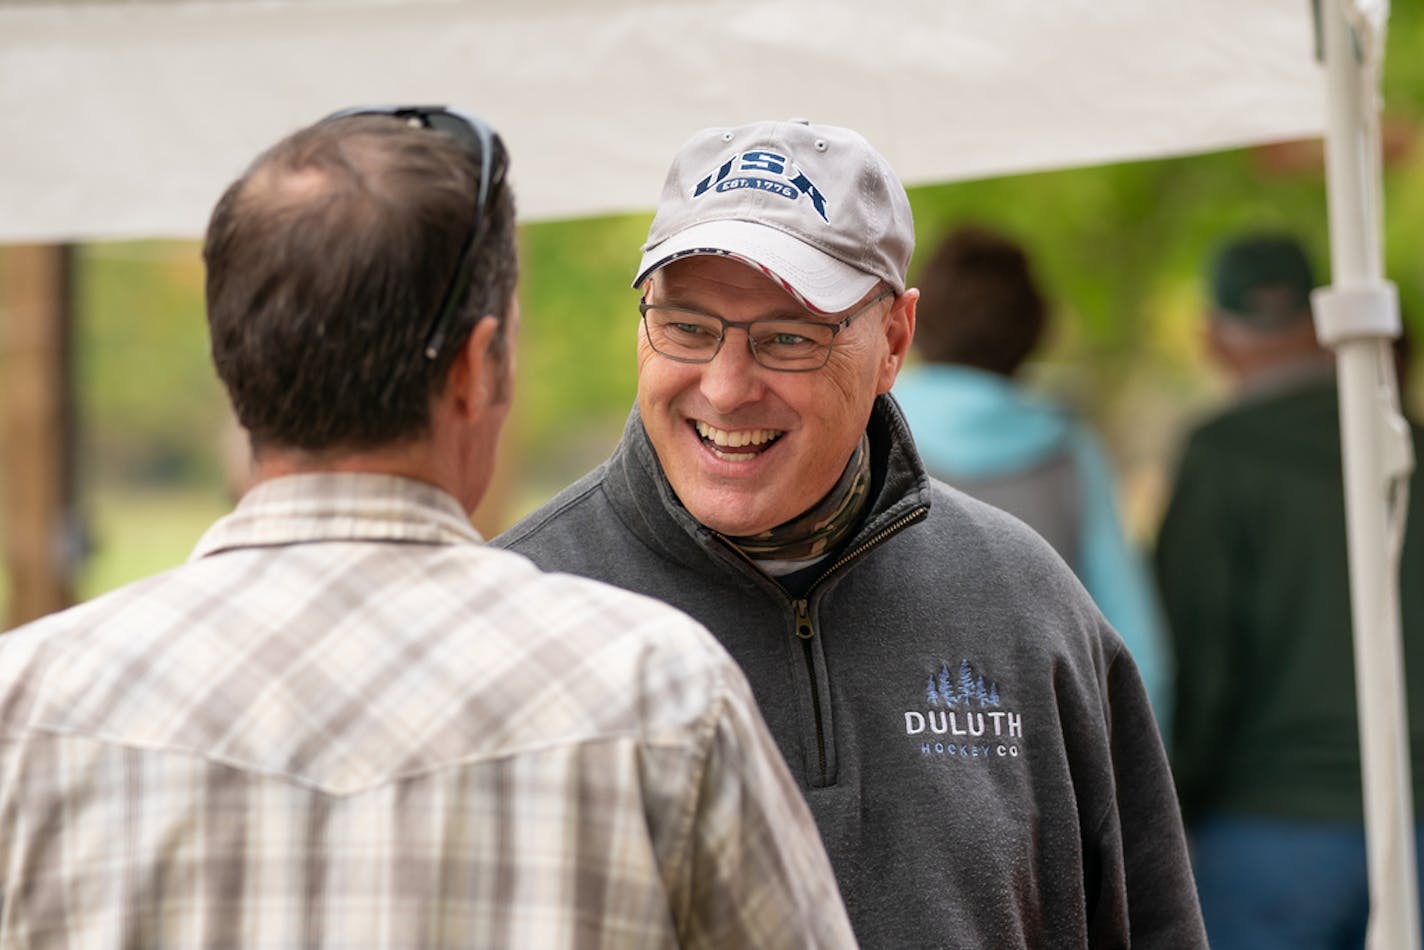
[2,244,77,630]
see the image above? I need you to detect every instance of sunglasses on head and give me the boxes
[321,105,509,360]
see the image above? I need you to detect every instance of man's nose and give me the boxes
[699,329,766,411]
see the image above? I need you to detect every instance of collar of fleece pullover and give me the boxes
[891,364,1072,481]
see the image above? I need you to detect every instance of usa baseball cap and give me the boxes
[633,119,915,314]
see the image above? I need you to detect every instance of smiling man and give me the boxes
[496,119,1207,948]
[637,256,903,542]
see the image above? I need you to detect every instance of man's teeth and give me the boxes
[695,421,782,449]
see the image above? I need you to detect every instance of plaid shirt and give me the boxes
[0,473,855,949]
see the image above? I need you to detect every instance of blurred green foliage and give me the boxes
[513,213,651,499]
[77,243,228,486]
[77,487,231,601]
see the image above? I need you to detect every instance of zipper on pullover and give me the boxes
[715,505,928,787]
[795,600,830,780]
[805,507,928,593]
[794,598,815,639]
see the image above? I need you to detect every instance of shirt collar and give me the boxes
[190,472,481,561]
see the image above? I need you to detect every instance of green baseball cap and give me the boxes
[1209,234,1316,327]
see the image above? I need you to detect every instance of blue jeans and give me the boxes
[1191,813,1424,950]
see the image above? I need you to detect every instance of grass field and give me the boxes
[76,484,233,601]
[1,484,232,628]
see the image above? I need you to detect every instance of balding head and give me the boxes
[203,114,517,456]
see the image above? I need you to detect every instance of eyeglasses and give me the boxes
[321,104,508,360]
[639,289,894,372]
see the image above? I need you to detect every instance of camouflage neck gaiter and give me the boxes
[728,434,872,564]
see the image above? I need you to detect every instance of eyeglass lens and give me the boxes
[640,289,891,372]
[641,307,837,371]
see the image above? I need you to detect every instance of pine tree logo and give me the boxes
[925,659,1002,709]
[909,658,1022,760]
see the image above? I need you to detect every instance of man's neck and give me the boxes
[252,443,448,499]
[1234,350,1335,399]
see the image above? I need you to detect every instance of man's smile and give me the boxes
[694,420,785,462]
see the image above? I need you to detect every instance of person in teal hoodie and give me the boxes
[893,225,1171,728]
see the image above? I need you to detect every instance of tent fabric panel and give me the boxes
[1,0,1323,242]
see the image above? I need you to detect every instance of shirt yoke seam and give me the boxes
[5,722,706,798]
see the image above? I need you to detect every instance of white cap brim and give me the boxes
[633,219,881,315]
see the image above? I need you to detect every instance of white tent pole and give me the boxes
[1316,2,1419,948]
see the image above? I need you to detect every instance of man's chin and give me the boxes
[680,495,777,538]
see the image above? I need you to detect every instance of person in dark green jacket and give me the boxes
[1155,232,1424,950]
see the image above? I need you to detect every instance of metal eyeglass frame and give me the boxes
[638,288,894,372]
[322,104,508,360]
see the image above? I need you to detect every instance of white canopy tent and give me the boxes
[0,0,1415,944]
[2,0,1329,241]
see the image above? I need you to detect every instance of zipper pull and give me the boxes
[794,598,815,640]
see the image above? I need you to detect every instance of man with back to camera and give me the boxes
[496,118,1208,947]
[0,106,856,948]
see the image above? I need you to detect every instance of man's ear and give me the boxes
[877,287,918,394]
[445,315,502,421]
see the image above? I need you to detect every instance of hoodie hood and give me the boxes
[892,364,1072,480]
